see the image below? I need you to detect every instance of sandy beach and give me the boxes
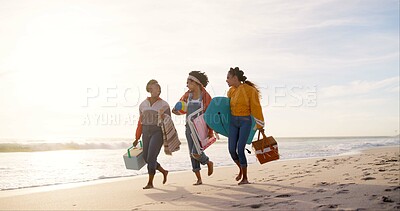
[0,146,399,210]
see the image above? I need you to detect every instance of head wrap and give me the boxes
[187,75,202,86]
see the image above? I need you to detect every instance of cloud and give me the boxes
[320,77,399,98]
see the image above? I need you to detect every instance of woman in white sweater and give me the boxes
[134,79,170,189]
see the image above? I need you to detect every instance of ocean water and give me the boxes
[0,136,398,191]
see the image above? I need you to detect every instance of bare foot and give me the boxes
[163,171,168,184]
[235,172,242,181]
[143,184,154,189]
[238,179,250,185]
[193,180,203,186]
[207,161,214,176]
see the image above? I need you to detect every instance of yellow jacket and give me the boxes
[227,83,265,128]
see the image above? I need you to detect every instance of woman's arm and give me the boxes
[134,114,142,146]
[249,88,265,129]
[203,90,215,138]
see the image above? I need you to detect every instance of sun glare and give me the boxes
[7,6,118,109]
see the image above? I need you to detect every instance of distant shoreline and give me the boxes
[0,134,398,142]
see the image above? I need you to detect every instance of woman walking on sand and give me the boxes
[172,71,214,185]
[133,79,169,189]
[226,67,265,185]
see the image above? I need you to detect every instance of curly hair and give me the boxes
[188,71,209,87]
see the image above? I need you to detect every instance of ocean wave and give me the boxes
[0,141,131,152]
[0,136,395,153]
[0,139,201,153]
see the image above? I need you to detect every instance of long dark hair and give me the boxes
[228,67,260,97]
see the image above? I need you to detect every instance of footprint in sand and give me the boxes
[375,161,388,166]
[245,195,264,199]
[315,181,335,186]
[361,177,376,180]
[336,189,349,194]
[249,204,263,209]
[316,204,339,209]
[382,196,394,203]
[338,183,354,188]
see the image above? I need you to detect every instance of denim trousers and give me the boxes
[185,124,209,172]
[142,125,163,175]
[228,115,252,168]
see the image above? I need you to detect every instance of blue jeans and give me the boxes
[142,125,163,175]
[185,125,209,172]
[228,115,252,168]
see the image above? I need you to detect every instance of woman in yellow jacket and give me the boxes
[226,67,265,185]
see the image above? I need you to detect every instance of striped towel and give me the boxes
[160,114,181,155]
[192,114,216,150]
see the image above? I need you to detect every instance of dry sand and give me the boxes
[0,146,399,210]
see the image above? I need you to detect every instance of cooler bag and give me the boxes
[123,141,146,170]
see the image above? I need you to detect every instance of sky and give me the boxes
[0,0,399,139]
